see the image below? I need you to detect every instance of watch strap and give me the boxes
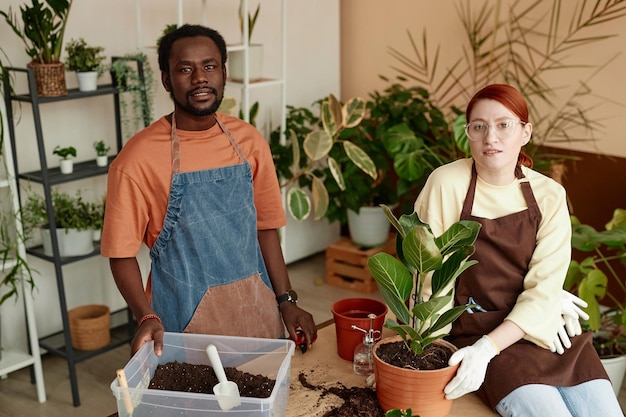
[276,289,297,305]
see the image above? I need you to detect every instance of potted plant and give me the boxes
[92,140,111,167]
[565,208,626,394]
[367,205,481,416]
[21,189,94,257]
[330,83,464,247]
[1,0,73,97]
[52,145,76,174]
[228,0,262,81]
[64,37,106,92]
[270,94,377,223]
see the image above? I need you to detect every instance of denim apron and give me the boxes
[149,113,284,338]
[448,163,608,410]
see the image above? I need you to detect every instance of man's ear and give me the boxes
[162,72,171,92]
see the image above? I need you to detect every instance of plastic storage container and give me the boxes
[110,332,295,417]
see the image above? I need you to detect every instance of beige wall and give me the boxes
[340,0,626,158]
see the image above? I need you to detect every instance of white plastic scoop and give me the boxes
[206,344,241,411]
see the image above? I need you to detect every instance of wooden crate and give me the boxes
[325,235,396,293]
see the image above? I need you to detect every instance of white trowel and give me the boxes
[206,344,241,411]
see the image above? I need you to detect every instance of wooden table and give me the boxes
[108,321,496,417]
[286,320,497,417]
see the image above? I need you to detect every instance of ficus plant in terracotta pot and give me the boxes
[367,205,481,417]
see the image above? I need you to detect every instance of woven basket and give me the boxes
[27,61,67,97]
[68,305,110,350]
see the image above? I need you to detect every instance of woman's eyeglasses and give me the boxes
[464,119,526,142]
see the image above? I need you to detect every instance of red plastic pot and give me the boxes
[331,298,388,361]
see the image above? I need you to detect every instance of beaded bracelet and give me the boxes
[137,313,162,328]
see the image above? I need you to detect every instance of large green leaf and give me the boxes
[412,295,451,323]
[288,129,300,175]
[429,303,475,335]
[431,248,478,297]
[343,141,378,180]
[311,176,329,221]
[435,220,481,257]
[368,253,412,325]
[327,156,346,191]
[321,95,342,138]
[287,187,310,222]
[342,97,366,128]
[402,226,442,275]
[453,113,471,156]
[393,151,426,181]
[303,130,332,161]
[578,269,607,331]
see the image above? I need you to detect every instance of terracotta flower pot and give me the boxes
[373,335,459,417]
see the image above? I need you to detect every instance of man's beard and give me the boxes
[171,86,224,117]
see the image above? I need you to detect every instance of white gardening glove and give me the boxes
[561,290,589,337]
[549,316,570,355]
[550,291,590,354]
[444,335,498,400]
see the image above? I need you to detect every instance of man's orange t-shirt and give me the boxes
[100,113,286,259]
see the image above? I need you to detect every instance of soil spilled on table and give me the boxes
[297,372,384,417]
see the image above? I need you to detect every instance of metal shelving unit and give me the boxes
[1,64,142,407]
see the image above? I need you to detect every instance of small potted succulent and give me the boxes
[52,145,76,174]
[93,140,111,167]
[367,205,481,416]
[64,37,106,92]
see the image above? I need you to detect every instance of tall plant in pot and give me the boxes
[1,0,73,97]
[565,208,626,393]
[367,205,481,416]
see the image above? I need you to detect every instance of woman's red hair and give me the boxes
[466,84,533,168]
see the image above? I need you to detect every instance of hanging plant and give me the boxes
[109,53,154,140]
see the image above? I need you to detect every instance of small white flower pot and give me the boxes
[76,71,98,92]
[96,155,108,167]
[59,159,73,174]
[41,228,94,257]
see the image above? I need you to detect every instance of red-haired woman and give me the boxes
[415,84,622,416]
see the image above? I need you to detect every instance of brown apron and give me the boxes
[448,163,608,410]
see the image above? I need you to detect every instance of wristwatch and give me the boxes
[276,289,298,305]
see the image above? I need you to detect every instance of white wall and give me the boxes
[0,0,340,350]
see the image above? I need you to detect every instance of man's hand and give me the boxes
[445,335,498,400]
[131,318,164,357]
[279,302,317,350]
